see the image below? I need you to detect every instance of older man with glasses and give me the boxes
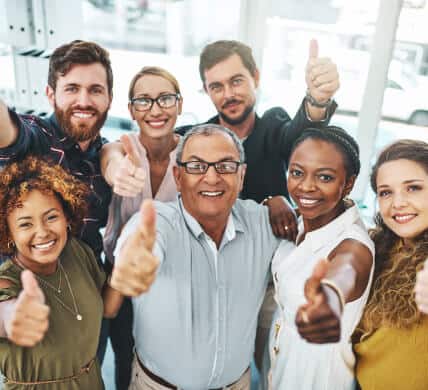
[108,124,290,390]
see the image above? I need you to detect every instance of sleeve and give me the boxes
[0,109,49,167]
[271,99,337,160]
[0,262,22,302]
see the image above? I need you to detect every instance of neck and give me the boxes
[302,201,346,234]
[78,139,92,152]
[219,111,256,140]
[200,219,228,248]
[14,254,58,276]
[139,133,178,163]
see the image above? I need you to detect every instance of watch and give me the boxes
[305,91,333,109]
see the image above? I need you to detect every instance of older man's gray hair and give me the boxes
[176,124,246,164]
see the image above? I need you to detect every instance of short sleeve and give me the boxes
[0,261,22,302]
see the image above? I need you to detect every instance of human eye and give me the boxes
[408,184,422,192]
[318,174,334,182]
[47,213,59,222]
[216,161,238,174]
[91,86,104,95]
[210,83,223,93]
[134,98,152,110]
[289,169,303,177]
[64,85,78,93]
[377,189,391,197]
[186,161,207,173]
[158,94,176,108]
[231,78,244,86]
[18,222,32,229]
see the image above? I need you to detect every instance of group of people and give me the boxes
[0,36,426,390]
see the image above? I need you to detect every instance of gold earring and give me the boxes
[7,241,15,250]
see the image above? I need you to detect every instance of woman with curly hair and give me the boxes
[353,139,428,389]
[0,156,123,389]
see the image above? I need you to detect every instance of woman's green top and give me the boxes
[0,237,106,390]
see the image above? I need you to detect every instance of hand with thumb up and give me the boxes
[4,270,50,347]
[305,39,340,107]
[110,199,159,296]
[295,259,342,344]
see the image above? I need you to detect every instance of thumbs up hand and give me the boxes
[112,134,146,197]
[110,199,159,296]
[305,39,340,105]
[295,259,342,344]
[4,270,50,347]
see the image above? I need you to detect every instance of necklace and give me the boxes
[13,256,82,321]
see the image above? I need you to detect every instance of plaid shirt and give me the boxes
[0,109,112,262]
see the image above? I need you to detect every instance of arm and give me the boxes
[0,99,19,148]
[0,271,49,346]
[102,281,125,318]
[100,134,145,196]
[415,259,428,314]
[295,239,373,343]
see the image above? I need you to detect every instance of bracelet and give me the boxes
[305,91,333,109]
[320,278,345,313]
[261,196,273,206]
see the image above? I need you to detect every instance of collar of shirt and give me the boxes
[299,204,361,254]
[179,195,243,251]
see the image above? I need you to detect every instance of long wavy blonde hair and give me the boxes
[356,140,428,341]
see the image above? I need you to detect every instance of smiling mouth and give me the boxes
[200,191,224,197]
[393,214,416,224]
[32,240,56,250]
[146,120,168,128]
[72,111,95,119]
[298,198,320,206]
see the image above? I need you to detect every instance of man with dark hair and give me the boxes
[0,40,131,389]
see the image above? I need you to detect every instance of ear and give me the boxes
[46,85,55,108]
[253,68,260,89]
[173,165,182,192]
[202,81,208,93]
[343,175,356,197]
[239,164,247,192]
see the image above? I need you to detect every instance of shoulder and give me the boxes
[63,237,96,264]
[258,107,291,127]
[232,199,270,228]
[0,260,22,295]
[154,200,182,228]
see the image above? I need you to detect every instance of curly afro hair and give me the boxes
[0,156,89,255]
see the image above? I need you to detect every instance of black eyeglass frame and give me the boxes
[130,93,181,112]
[177,160,243,175]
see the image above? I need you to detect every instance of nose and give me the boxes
[76,88,92,106]
[391,191,409,209]
[298,175,316,192]
[223,83,235,99]
[203,165,221,184]
[150,101,163,115]
[35,222,50,238]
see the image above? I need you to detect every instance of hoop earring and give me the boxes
[67,224,72,233]
[7,240,15,250]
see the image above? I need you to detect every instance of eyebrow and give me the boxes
[185,155,238,162]
[377,179,425,188]
[289,162,337,173]
[63,82,105,90]
[134,92,175,98]
[207,73,246,89]
[16,208,60,221]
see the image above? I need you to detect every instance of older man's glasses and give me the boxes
[130,94,180,112]
[177,160,242,175]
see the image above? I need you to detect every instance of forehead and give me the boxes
[55,62,108,89]
[9,190,62,217]
[133,74,176,97]
[377,159,428,186]
[290,138,346,169]
[204,54,254,84]
[182,132,240,160]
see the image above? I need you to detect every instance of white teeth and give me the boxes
[300,198,318,205]
[394,215,415,222]
[201,191,223,197]
[73,112,92,118]
[149,120,167,126]
[33,240,55,249]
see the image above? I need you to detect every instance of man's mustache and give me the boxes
[222,99,241,109]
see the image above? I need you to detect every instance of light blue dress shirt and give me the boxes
[116,196,280,389]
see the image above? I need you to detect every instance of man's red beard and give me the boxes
[55,104,108,143]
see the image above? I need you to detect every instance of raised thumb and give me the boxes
[21,270,44,303]
[309,38,319,60]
